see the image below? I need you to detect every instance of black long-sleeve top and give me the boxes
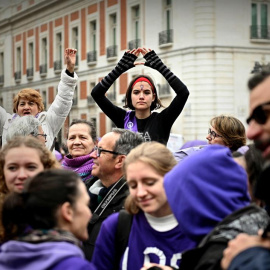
[91,75,189,144]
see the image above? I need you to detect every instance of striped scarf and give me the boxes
[62,154,94,183]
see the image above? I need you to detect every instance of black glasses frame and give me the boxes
[208,128,222,139]
[246,101,270,125]
[37,133,47,139]
[93,146,123,157]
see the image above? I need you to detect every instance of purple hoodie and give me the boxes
[164,144,251,244]
[0,241,96,270]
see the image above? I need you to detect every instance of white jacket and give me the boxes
[0,69,78,150]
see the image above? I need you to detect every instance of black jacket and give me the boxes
[83,177,129,261]
[180,204,270,270]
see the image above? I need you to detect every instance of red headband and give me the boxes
[131,77,155,93]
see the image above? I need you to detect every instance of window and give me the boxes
[165,0,172,31]
[41,38,47,65]
[54,33,62,71]
[90,20,96,51]
[15,47,21,81]
[0,52,4,84]
[40,37,48,75]
[72,27,79,66]
[107,14,117,58]
[16,47,21,72]
[28,43,34,69]
[132,6,140,40]
[27,43,34,78]
[110,13,117,47]
[88,20,97,63]
[251,2,269,39]
[88,82,96,105]
[42,90,47,109]
[129,5,140,49]
[159,0,173,45]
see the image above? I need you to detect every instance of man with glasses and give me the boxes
[221,71,270,270]
[83,128,144,261]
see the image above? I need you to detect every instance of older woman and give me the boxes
[6,115,47,145]
[0,136,60,242]
[0,48,77,151]
[62,119,98,186]
[206,115,246,152]
[0,169,96,270]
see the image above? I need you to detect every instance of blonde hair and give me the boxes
[123,142,177,214]
[210,115,246,151]
[13,88,44,113]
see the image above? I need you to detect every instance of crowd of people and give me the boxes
[0,47,269,270]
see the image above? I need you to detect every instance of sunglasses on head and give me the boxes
[246,101,270,125]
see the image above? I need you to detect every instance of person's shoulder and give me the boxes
[229,247,270,270]
[52,256,96,270]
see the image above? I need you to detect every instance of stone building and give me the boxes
[0,0,269,146]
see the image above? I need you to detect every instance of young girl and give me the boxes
[91,48,189,144]
[91,142,196,270]
[0,169,96,270]
[0,136,60,242]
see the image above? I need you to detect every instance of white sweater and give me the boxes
[0,69,78,150]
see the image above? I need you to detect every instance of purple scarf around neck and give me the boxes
[124,111,138,132]
[62,154,94,183]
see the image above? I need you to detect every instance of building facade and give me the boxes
[0,0,270,146]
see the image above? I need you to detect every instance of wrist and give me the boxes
[65,69,74,77]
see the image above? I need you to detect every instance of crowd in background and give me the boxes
[0,47,269,270]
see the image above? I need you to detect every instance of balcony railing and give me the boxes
[0,75,4,85]
[159,29,173,46]
[39,64,47,77]
[250,25,270,40]
[87,50,97,65]
[87,95,95,105]
[54,60,62,73]
[107,45,117,59]
[106,91,116,101]
[14,71,21,83]
[26,67,34,79]
[158,84,171,97]
[128,39,141,50]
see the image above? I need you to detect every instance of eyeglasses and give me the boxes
[30,132,47,140]
[37,134,47,140]
[208,128,222,139]
[93,146,123,157]
[246,101,270,125]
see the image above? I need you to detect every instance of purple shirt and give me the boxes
[92,211,196,270]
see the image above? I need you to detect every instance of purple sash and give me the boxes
[124,111,138,132]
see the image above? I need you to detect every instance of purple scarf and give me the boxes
[124,111,138,132]
[62,154,94,183]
